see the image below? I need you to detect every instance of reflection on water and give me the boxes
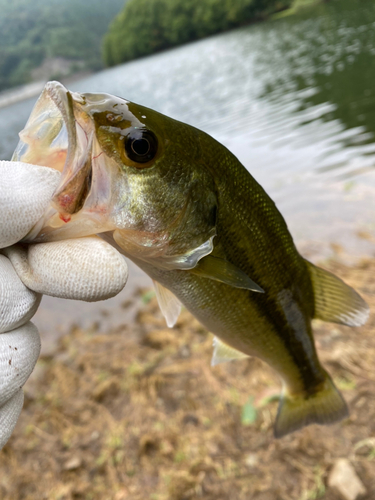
[1,0,375,336]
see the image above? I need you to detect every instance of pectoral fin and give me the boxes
[191,255,264,292]
[156,236,215,270]
[153,280,181,328]
[211,336,250,366]
[305,259,369,327]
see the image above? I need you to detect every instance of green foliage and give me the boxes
[241,396,257,426]
[103,0,292,66]
[0,0,125,92]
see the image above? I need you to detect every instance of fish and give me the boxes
[13,81,369,437]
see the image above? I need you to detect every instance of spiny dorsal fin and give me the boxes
[191,255,264,293]
[211,336,250,366]
[305,259,369,327]
[153,280,181,328]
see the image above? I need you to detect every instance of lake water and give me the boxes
[1,0,375,340]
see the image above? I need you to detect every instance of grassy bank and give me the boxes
[1,256,374,499]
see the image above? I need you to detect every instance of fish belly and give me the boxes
[137,259,326,396]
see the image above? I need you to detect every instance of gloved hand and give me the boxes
[0,160,128,449]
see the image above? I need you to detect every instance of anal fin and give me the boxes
[153,280,181,328]
[305,259,369,327]
[191,255,264,292]
[274,373,348,438]
[211,336,250,366]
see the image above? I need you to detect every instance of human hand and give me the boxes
[0,160,128,449]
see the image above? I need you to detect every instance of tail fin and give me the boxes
[274,373,348,438]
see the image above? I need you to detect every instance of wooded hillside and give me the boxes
[103,0,292,66]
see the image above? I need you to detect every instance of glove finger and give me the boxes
[0,389,24,450]
[0,255,42,334]
[0,322,41,407]
[4,237,128,302]
[0,161,60,249]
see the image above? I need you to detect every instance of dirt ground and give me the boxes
[1,256,375,500]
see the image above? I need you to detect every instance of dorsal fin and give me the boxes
[153,280,181,328]
[305,260,369,327]
[211,336,250,366]
[191,255,264,292]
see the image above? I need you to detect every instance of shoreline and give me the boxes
[0,81,46,109]
[0,71,92,109]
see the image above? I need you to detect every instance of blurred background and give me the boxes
[1,0,375,499]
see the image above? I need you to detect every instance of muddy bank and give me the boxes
[1,255,375,499]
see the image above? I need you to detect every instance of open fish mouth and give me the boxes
[12,81,116,241]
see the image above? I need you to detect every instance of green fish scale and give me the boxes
[200,133,325,394]
[94,100,327,396]
[137,126,326,396]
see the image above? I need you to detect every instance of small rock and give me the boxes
[180,345,190,358]
[114,489,128,500]
[63,456,82,471]
[328,458,366,500]
[245,453,258,468]
[91,431,100,441]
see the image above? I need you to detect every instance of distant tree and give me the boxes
[103,0,292,66]
[0,0,125,91]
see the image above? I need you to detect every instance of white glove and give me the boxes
[0,160,128,449]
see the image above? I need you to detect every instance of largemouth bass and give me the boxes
[13,81,369,437]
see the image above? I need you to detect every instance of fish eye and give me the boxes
[125,129,158,164]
